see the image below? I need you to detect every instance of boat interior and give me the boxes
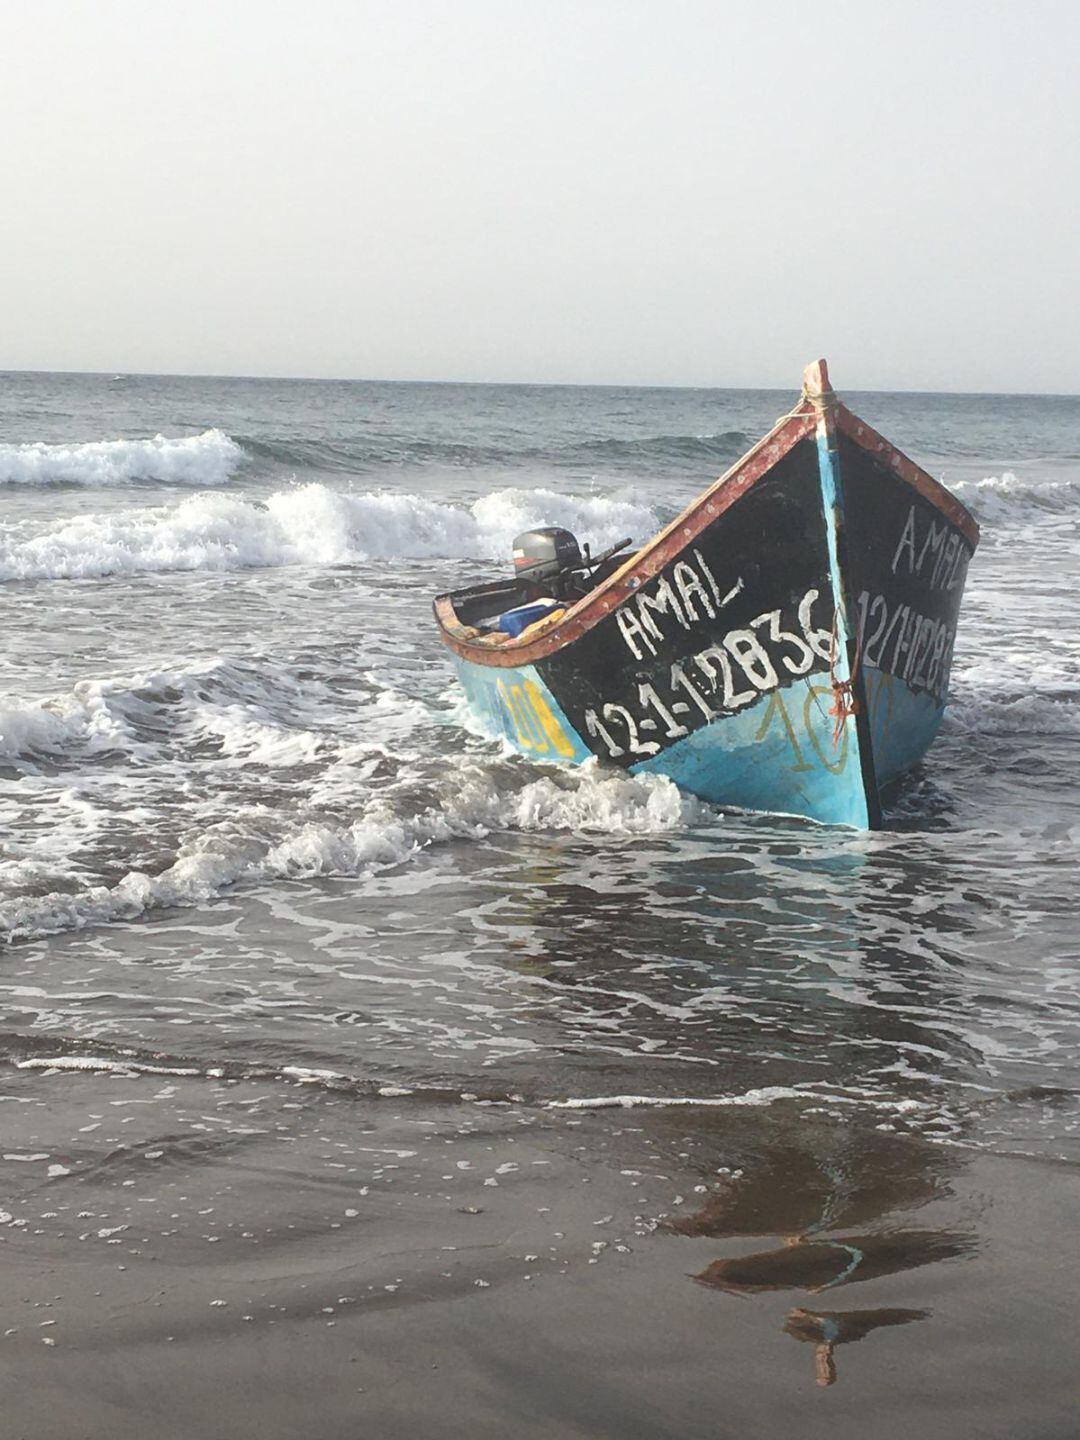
[446,530,635,644]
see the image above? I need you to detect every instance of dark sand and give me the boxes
[1,1071,1077,1439]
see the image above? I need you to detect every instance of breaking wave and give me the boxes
[0,484,660,582]
[945,628,1080,741]
[0,690,126,760]
[0,760,706,944]
[953,471,1080,527]
[0,429,244,488]
[947,684,1080,740]
[0,425,750,490]
[0,655,320,764]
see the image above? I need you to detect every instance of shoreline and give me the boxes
[2,1073,1076,1439]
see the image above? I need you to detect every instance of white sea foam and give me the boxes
[0,682,140,760]
[0,651,359,764]
[952,470,1080,527]
[947,641,1080,738]
[0,762,705,944]
[0,430,243,488]
[282,1066,347,1084]
[0,483,658,582]
[193,710,325,766]
[0,703,93,759]
[512,764,707,832]
[549,1090,927,1112]
[947,688,1080,738]
[0,645,708,946]
[15,1056,200,1076]
[550,1088,808,1110]
[11,466,1071,587]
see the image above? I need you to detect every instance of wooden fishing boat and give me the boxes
[433,360,979,828]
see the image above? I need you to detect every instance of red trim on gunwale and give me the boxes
[434,409,817,667]
[835,405,980,549]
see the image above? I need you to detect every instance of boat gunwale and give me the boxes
[433,389,980,670]
[834,405,980,549]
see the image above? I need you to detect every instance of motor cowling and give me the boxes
[511,527,582,584]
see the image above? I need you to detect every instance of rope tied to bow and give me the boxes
[773,382,839,427]
[827,613,862,746]
[800,381,838,410]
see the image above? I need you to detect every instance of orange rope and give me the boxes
[827,613,862,746]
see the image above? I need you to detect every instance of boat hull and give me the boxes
[835,419,974,788]
[437,365,978,828]
[452,650,876,827]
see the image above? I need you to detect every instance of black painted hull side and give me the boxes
[533,438,838,773]
[837,435,975,789]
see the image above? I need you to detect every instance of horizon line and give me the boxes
[1,365,1077,400]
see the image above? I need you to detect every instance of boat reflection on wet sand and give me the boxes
[659,1114,975,1388]
[784,1307,930,1387]
[691,1230,973,1297]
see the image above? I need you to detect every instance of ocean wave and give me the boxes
[2,426,754,489]
[953,471,1080,527]
[0,761,706,943]
[0,688,133,760]
[236,428,751,475]
[0,429,244,488]
[0,655,339,764]
[945,648,1080,740]
[946,688,1080,739]
[0,483,659,582]
[568,430,750,465]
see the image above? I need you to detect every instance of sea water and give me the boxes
[0,372,1078,1280]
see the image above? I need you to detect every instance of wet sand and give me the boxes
[1,1073,1076,1440]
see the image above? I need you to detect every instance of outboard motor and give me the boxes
[511,527,583,586]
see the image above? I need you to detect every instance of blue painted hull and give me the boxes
[453,655,873,828]
[632,675,872,827]
[453,649,949,827]
[861,664,946,789]
[452,656,592,766]
[438,363,978,829]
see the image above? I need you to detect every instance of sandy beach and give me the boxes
[3,1066,1076,1440]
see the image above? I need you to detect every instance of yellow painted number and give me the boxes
[496,679,575,758]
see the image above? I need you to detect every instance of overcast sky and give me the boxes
[3,0,1077,391]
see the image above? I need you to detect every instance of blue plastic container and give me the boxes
[495,600,561,638]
